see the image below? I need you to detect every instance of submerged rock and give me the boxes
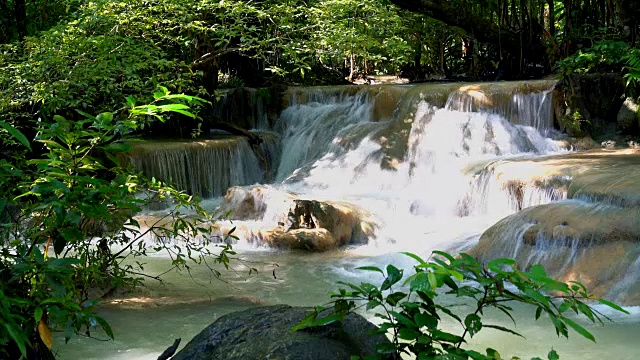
[171,305,391,360]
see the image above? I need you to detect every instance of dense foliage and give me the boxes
[0,90,236,358]
[296,251,628,360]
[2,0,639,135]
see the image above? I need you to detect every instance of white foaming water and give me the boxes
[211,83,567,254]
[274,91,375,181]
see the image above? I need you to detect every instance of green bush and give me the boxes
[555,40,630,76]
[0,89,234,357]
[624,48,640,99]
[296,251,627,360]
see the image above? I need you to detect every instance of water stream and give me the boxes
[59,81,640,359]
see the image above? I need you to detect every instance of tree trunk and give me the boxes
[15,0,27,40]
[547,0,555,37]
[349,52,355,81]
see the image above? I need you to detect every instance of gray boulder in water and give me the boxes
[171,304,392,360]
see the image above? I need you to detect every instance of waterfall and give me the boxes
[124,138,264,198]
[204,80,571,252]
[444,80,556,132]
[274,90,378,181]
[126,80,579,254]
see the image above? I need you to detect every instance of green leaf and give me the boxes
[126,96,136,107]
[389,311,415,327]
[432,250,456,263]
[483,324,524,338]
[535,307,543,320]
[597,298,629,314]
[401,251,427,265]
[431,329,464,344]
[398,327,420,340]
[95,316,115,340]
[562,318,595,342]
[37,139,65,149]
[76,110,97,120]
[96,112,114,124]
[53,237,67,255]
[464,313,482,337]
[547,349,560,360]
[35,307,44,323]
[48,258,81,268]
[0,121,31,150]
[366,299,382,310]
[386,292,407,306]
[4,323,28,357]
[381,265,403,291]
[414,312,438,329]
[487,258,515,272]
[524,288,550,307]
[307,312,344,328]
[164,108,196,118]
[436,304,462,323]
[427,271,438,290]
[464,349,491,360]
[356,265,384,275]
[485,348,501,359]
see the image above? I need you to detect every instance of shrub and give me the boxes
[295,251,627,360]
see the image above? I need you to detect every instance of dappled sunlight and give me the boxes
[458,85,493,106]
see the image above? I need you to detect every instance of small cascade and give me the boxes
[254,131,281,182]
[250,89,271,130]
[274,90,379,181]
[444,80,556,132]
[402,95,563,217]
[457,166,570,218]
[124,137,264,198]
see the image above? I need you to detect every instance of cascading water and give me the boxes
[123,137,265,198]
[445,84,555,132]
[60,81,640,360]
[213,81,568,253]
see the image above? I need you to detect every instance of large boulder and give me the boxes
[171,305,391,360]
[617,96,639,133]
[215,188,376,251]
[469,200,640,305]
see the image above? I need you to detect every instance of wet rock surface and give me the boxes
[471,201,640,304]
[469,148,640,304]
[263,200,375,251]
[215,187,376,251]
[171,305,391,360]
[617,97,639,133]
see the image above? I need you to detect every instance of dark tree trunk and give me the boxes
[618,0,640,45]
[0,0,10,42]
[15,0,27,40]
[547,0,555,37]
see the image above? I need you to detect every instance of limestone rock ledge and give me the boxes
[470,200,640,305]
